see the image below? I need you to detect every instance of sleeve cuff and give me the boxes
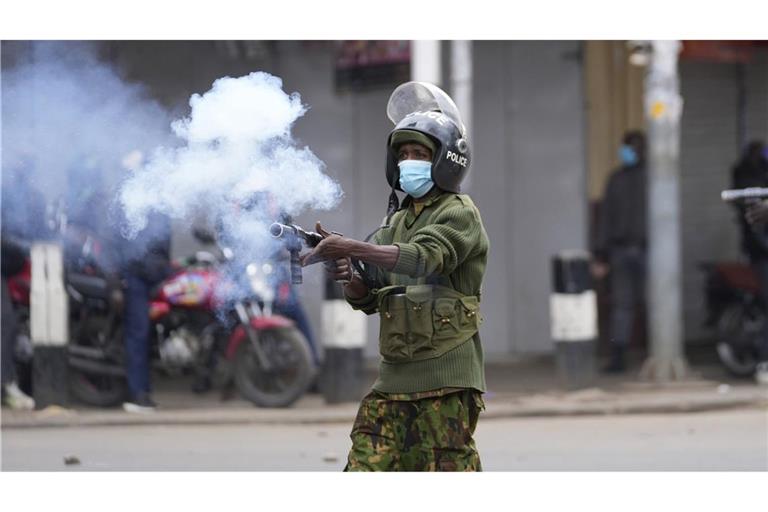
[391,243,421,276]
[344,288,377,313]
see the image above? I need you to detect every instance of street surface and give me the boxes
[3,407,766,471]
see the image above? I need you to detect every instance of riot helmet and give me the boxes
[385,82,470,194]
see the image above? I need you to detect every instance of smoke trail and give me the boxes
[118,71,343,302]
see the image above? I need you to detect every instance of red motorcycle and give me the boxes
[9,228,315,408]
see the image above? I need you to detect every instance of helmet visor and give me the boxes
[386,81,466,137]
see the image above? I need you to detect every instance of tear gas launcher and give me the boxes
[269,221,365,287]
[269,222,324,284]
[721,188,768,203]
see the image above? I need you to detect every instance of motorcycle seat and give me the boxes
[67,272,111,300]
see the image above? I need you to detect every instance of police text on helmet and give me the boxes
[446,150,468,167]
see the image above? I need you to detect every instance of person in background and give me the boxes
[1,154,45,409]
[730,140,768,385]
[120,211,172,412]
[593,131,648,374]
[1,236,34,409]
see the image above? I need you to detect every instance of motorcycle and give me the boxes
[700,261,763,377]
[9,226,316,408]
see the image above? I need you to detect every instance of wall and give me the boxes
[472,41,589,355]
[584,41,645,201]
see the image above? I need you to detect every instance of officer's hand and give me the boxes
[300,222,356,266]
[746,200,768,226]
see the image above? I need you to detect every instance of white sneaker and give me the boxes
[2,381,35,410]
[122,393,157,413]
[755,362,768,386]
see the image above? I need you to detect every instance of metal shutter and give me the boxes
[679,60,742,342]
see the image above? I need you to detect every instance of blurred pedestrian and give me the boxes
[1,236,34,409]
[303,82,488,471]
[120,211,172,412]
[731,140,768,385]
[593,130,648,374]
[1,155,45,409]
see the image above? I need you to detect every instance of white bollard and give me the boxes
[551,250,598,390]
[30,242,69,407]
[320,278,367,403]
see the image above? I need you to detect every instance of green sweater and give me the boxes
[346,190,490,394]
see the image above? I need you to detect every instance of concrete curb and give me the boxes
[2,388,766,429]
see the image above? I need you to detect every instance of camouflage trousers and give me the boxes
[345,389,484,471]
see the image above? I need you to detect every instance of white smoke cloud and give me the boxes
[118,71,343,296]
[173,72,306,144]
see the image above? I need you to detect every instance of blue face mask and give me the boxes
[398,160,434,198]
[620,144,639,167]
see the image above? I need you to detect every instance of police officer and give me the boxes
[301,82,489,471]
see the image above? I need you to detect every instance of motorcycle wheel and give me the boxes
[69,368,127,407]
[715,302,761,377]
[233,326,314,408]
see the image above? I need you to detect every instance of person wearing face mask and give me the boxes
[593,131,648,374]
[300,82,489,471]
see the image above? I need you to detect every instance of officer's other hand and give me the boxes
[746,200,768,226]
[324,257,353,282]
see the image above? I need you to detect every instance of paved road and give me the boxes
[2,407,766,471]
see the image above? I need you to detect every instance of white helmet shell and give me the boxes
[386,81,467,138]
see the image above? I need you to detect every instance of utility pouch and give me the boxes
[377,284,481,363]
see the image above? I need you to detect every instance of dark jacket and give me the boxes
[122,212,172,285]
[732,157,768,259]
[595,164,647,262]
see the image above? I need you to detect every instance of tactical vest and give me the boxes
[372,194,482,364]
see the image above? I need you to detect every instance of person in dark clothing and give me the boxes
[730,140,768,385]
[120,212,172,412]
[1,236,34,409]
[593,131,648,373]
[1,155,47,409]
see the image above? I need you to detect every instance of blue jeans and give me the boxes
[123,273,152,397]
